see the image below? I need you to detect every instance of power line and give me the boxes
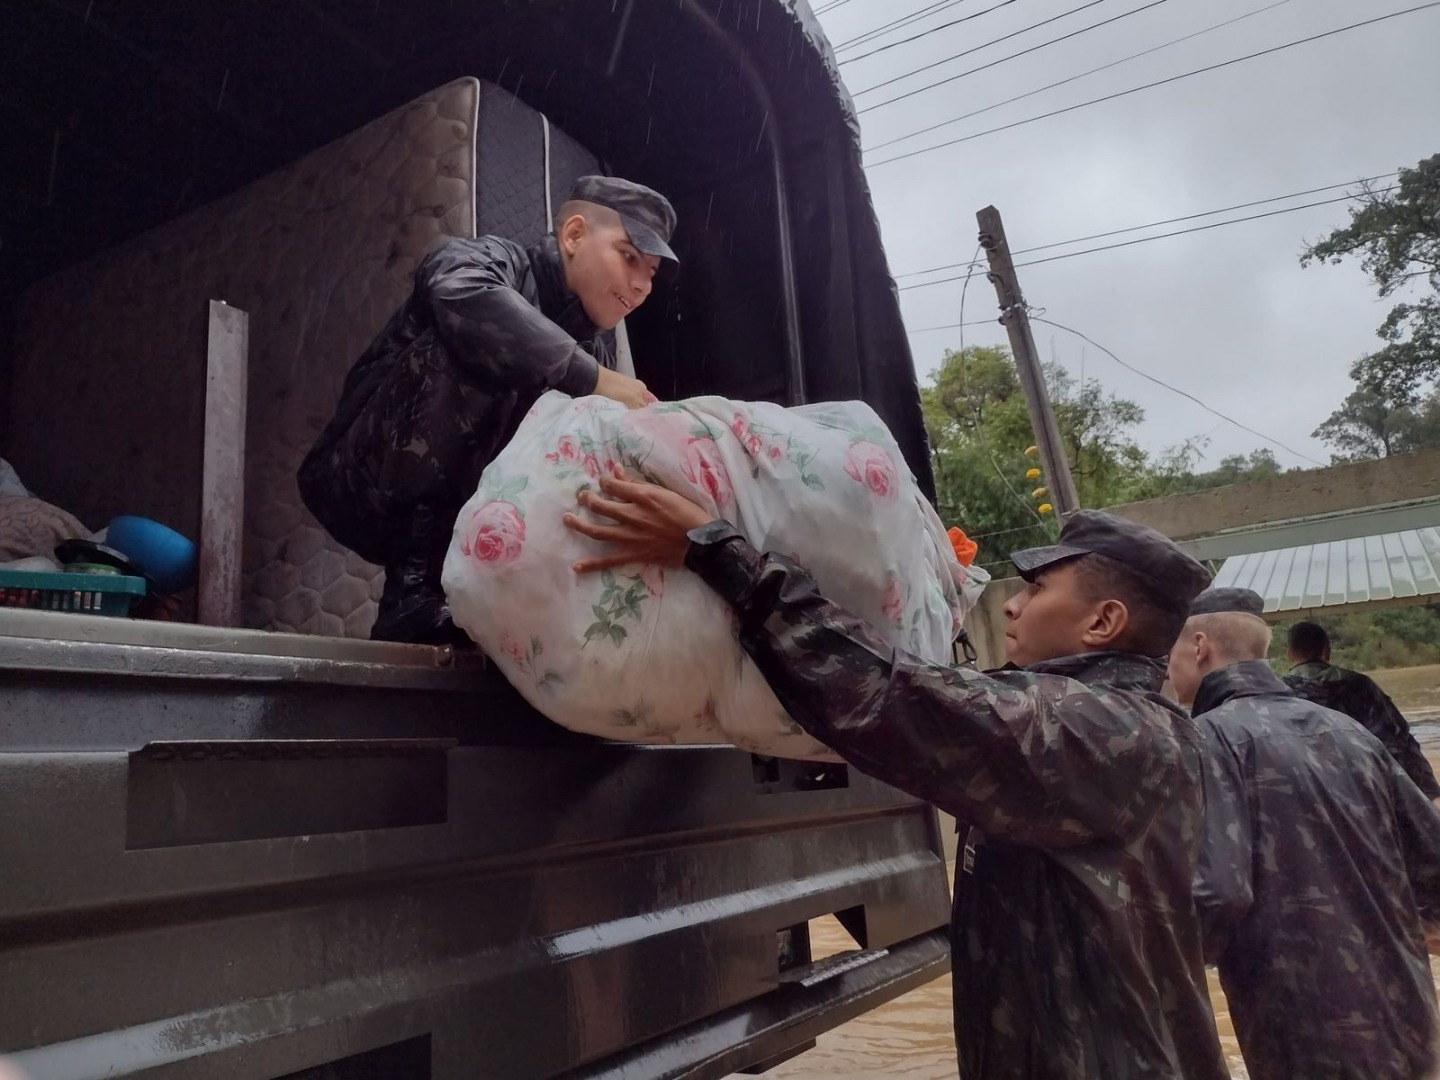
[1030,316,1325,465]
[856,0,1145,104]
[967,522,1050,542]
[833,0,971,53]
[864,0,1294,155]
[841,0,1027,66]
[867,2,1440,166]
[894,172,1397,281]
[814,0,858,15]
[908,319,998,334]
[897,188,1397,291]
[956,243,985,358]
[1011,188,1397,269]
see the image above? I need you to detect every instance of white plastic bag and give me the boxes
[442,391,988,760]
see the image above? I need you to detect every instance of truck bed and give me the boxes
[0,611,951,1079]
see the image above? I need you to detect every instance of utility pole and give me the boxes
[976,205,1081,517]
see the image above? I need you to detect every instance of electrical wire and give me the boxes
[841,0,1028,66]
[1029,315,1326,465]
[855,0,1147,102]
[908,318,998,334]
[833,0,973,53]
[864,0,1294,154]
[897,187,1399,291]
[866,3,1440,166]
[894,172,1397,282]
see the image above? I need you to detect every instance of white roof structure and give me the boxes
[1212,527,1440,617]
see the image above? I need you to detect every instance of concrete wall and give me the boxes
[1108,448,1440,541]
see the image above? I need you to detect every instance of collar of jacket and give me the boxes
[1288,659,1336,680]
[528,235,603,344]
[1193,659,1292,716]
[1023,651,1169,692]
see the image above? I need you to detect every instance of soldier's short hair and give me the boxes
[554,199,623,235]
[1188,612,1272,663]
[1072,553,1188,657]
[1288,620,1329,659]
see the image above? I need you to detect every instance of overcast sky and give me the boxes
[815,0,1440,470]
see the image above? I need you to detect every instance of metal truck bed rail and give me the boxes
[0,612,951,1078]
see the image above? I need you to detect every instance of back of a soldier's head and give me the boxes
[1168,607,1272,706]
[1286,620,1330,663]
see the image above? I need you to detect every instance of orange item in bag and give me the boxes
[947,526,978,566]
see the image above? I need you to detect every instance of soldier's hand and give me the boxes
[564,472,713,572]
[593,367,656,409]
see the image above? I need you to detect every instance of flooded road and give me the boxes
[760,675,1440,1080]
[763,900,1254,1078]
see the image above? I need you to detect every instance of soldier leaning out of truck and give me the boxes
[562,488,1232,1080]
[298,176,676,646]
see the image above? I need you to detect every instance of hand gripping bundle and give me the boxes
[443,391,989,760]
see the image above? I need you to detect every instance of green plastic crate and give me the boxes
[0,568,147,617]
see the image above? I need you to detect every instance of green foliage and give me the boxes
[1311,385,1440,463]
[923,348,1293,573]
[1301,155,1440,403]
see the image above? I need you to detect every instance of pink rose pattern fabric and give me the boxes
[844,439,899,501]
[444,392,990,762]
[681,437,733,510]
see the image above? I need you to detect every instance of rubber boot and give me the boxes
[370,505,472,647]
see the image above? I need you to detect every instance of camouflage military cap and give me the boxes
[1189,586,1265,617]
[569,175,677,264]
[1010,509,1211,611]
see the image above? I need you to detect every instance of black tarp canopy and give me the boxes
[0,0,933,494]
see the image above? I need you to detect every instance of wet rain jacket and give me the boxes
[1285,659,1440,800]
[299,234,614,564]
[1193,659,1440,1080]
[685,526,1229,1080]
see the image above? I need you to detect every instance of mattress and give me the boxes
[9,78,606,636]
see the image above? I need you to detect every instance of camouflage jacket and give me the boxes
[685,528,1228,1080]
[1284,659,1440,799]
[1192,659,1440,1080]
[298,234,614,564]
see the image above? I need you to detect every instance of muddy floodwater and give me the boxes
[759,666,1440,1080]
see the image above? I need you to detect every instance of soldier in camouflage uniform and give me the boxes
[1169,587,1440,1080]
[1283,619,1440,802]
[563,486,1230,1080]
[298,176,675,644]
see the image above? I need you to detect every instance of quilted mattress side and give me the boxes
[9,77,480,636]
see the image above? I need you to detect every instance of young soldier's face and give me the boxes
[561,215,660,330]
[1002,562,1100,666]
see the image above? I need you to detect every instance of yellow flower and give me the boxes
[1032,487,1048,499]
[1038,503,1054,514]
[1025,468,1041,480]
[1024,445,1039,456]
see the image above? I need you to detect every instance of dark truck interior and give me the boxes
[0,3,953,1077]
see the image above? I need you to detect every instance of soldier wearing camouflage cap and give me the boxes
[1170,587,1440,1080]
[562,495,1231,1079]
[299,176,676,644]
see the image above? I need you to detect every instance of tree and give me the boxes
[1302,155,1440,403]
[1311,385,1440,462]
[923,346,1155,569]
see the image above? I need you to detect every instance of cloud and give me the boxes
[824,0,1440,468]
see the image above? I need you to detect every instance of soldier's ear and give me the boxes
[1080,597,1129,650]
[1193,630,1213,668]
[558,213,588,255]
